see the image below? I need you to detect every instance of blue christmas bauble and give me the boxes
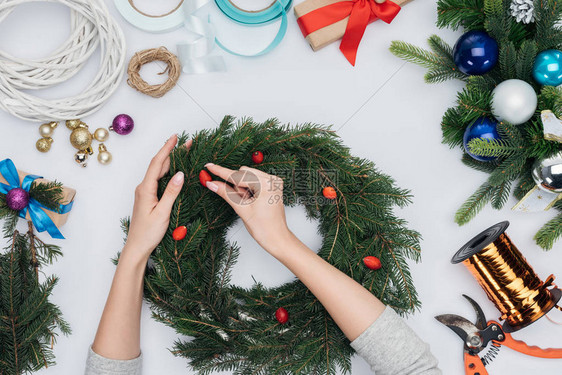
[453,31,499,75]
[532,49,562,86]
[463,117,501,162]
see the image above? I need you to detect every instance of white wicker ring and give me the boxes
[0,0,126,122]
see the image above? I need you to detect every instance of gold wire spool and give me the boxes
[452,221,562,333]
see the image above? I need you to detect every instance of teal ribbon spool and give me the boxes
[213,0,292,56]
[215,0,291,25]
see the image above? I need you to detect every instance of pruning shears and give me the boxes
[435,295,562,375]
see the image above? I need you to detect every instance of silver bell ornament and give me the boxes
[74,150,88,167]
[491,79,537,125]
[532,152,562,193]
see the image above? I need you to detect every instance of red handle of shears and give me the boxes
[464,352,488,375]
[488,320,562,359]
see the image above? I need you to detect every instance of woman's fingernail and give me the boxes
[172,171,184,185]
[185,139,192,147]
[206,181,218,192]
[204,162,214,168]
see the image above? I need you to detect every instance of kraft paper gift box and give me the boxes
[294,0,414,52]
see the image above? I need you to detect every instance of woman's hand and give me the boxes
[204,163,292,256]
[124,135,191,259]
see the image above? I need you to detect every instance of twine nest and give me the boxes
[127,47,181,98]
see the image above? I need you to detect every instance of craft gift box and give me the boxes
[294,0,414,51]
[0,169,75,229]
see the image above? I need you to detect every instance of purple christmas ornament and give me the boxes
[110,114,134,135]
[6,188,29,211]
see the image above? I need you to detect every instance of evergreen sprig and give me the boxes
[133,116,422,374]
[0,178,69,374]
[391,0,562,249]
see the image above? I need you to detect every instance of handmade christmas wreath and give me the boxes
[390,0,562,249]
[123,116,421,374]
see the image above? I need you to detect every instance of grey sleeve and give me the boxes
[350,307,441,375]
[85,347,142,375]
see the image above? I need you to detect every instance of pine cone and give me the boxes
[510,0,535,24]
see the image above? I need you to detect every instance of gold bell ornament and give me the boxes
[93,128,110,142]
[65,119,85,130]
[97,144,112,165]
[36,137,53,153]
[35,121,58,153]
[70,126,93,151]
[39,121,58,138]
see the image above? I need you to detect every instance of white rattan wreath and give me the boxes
[0,0,126,122]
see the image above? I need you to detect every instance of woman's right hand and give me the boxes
[203,163,293,256]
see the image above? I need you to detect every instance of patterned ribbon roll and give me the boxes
[0,159,73,239]
[452,221,561,333]
[296,0,401,65]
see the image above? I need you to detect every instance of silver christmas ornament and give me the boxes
[532,152,562,193]
[510,0,535,24]
[74,150,88,167]
[491,79,537,125]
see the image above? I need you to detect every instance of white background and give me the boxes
[1,0,562,374]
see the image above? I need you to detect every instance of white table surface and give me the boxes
[1,0,562,374]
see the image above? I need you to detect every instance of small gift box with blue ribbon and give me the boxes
[0,159,74,239]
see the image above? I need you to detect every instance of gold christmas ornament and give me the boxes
[36,137,53,153]
[39,121,58,138]
[97,143,112,165]
[65,119,83,130]
[93,127,109,142]
[70,127,93,150]
[74,151,88,167]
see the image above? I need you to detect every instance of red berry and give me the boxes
[275,307,289,324]
[252,151,264,164]
[363,256,382,270]
[173,226,187,241]
[199,170,212,187]
[322,186,337,200]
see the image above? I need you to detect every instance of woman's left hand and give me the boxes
[124,134,191,259]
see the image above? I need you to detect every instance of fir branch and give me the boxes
[487,154,527,186]
[436,0,485,30]
[538,86,562,117]
[499,42,517,80]
[461,153,500,173]
[455,182,495,225]
[515,40,538,81]
[28,181,64,213]
[535,0,562,50]
[525,120,562,159]
[389,39,467,83]
[389,41,445,69]
[535,211,562,250]
[466,138,521,157]
[491,180,512,209]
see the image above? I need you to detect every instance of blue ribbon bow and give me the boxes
[0,159,73,239]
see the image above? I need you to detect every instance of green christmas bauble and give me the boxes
[125,116,422,374]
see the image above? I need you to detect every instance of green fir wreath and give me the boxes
[390,0,562,249]
[123,116,422,374]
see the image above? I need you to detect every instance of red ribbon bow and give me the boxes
[297,0,401,65]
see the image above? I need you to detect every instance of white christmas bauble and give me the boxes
[491,79,537,125]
